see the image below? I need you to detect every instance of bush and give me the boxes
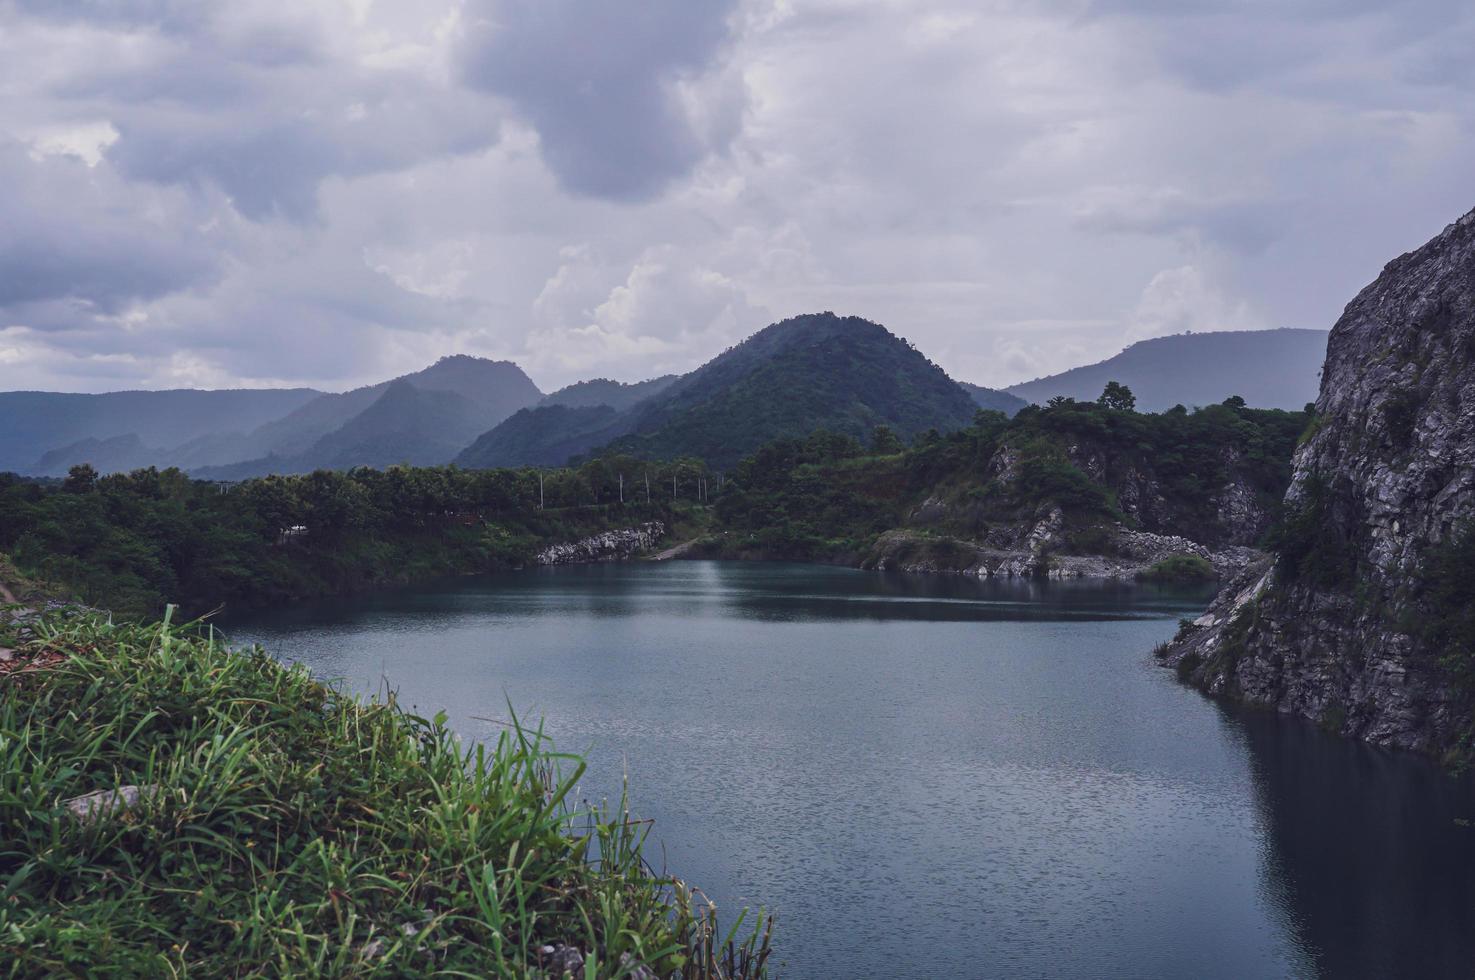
[1136,554,1216,584]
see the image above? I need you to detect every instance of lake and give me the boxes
[224,561,1475,979]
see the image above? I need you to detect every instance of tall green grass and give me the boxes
[0,610,772,977]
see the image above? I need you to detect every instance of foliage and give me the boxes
[1414,526,1475,689]
[0,458,703,619]
[1136,554,1216,584]
[1097,381,1137,412]
[713,397,1310,559]
[1264,474,1357,590]
[0,611,771,976]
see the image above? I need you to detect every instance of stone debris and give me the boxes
[863,519,1261,582]
[534,523,666,566]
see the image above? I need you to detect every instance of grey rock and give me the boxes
[538,943,585,977]
[1160,205,1475,758]
[62,784,160,823]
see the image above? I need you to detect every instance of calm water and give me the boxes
[224,561,1475,979]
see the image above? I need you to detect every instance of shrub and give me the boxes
[1137,554,1216,584]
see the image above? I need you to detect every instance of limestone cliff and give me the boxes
[1161,208,1475,760]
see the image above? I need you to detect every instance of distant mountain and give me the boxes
[959,383,1028,416]
[1003,328,1328,411]
[195,357,543,478]
[30,434,162,478]
[540,376,677,412]
[0,387,321,475]
[456,404,625,469]
[458,312,982,470]
[300,382,496,469]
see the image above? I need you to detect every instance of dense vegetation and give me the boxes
[0,456,709,619]
[711,395,1311,560]
[0,610,770,976]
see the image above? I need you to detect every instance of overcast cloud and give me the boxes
[2,0,1472,393]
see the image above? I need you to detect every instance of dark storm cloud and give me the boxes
[0,139,217,317]
[36,8,499,222]
[457,0,740,201]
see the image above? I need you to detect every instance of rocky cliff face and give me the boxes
[534,523,666,565]
[1161,208,1475,760]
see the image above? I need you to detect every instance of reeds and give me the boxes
[0,609,772,977]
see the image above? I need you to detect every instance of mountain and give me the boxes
[457,312,983,471]
[540,376,677,412]
[456,404,625,469]
[1003,328,1329,411]
[30,434,162,478]
[0,387,321,475]
[193,357,543,478]
[1160,207,1475,760]
[959,382,1028,416]
[301,381,497,470]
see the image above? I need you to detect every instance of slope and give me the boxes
[1004,328,1328,411]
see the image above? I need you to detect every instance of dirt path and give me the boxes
[0,579,16,604]
[649,538,701,561]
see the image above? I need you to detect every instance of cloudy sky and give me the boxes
[2,0,1473,394]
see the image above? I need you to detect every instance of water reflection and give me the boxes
[1224,704,1475,978]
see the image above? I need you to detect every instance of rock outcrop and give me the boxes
[862,521,1261,581]
[1160,207,1475,760]
[533,523,666,566]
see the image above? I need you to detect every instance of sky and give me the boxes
[1,0,1473,395]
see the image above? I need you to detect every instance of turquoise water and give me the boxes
[225,561,1475,979]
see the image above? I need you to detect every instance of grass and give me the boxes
[0,609,772,977]
[1135,554,1216,585]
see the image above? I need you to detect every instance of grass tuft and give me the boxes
[0,610,771,977]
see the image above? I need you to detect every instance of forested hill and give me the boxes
[1004,329,1328,411]
[459,313,996,470]
[710,393,1310,571]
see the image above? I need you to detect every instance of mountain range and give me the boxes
[3,317,1326,478]
[1003,328,1328,411]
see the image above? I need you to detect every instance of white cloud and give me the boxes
[1126,265,1265,342]
[1,0,1473,393]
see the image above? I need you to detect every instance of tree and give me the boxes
[1222,395,1246,410]
[869,424,904,455]
[1097,381,1136,412]
[63,464,98,494]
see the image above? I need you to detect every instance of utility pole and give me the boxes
[645,470,651,503]
[673,473,678,500]
[619,472,624,504]
[538,471,545,511]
